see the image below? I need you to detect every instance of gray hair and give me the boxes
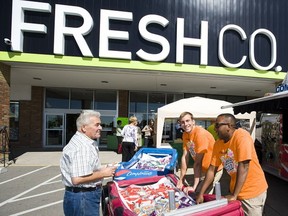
[76,110,101,130]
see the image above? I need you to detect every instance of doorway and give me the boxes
[65,113,78,145]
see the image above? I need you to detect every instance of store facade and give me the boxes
[0,0,286,150]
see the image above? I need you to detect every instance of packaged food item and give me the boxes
[117,176,196,215]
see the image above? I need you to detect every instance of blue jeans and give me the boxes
[63,188,101,216]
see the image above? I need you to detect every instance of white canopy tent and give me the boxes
[156,97,255,148]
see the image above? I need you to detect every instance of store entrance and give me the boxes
[44,112,79,148]
[44,112,115,148]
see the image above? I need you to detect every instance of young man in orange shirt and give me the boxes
[176,112,223,195]
[196,113,268,216]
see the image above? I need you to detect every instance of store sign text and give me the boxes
[11,0,277,71]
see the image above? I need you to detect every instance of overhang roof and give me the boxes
[222,91,288,114]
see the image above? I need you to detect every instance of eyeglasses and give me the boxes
[215,122,230,129]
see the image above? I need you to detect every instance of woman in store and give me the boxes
[142,119,154,147]
[121,116,139,162]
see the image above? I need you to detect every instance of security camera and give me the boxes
[4,38,12,45]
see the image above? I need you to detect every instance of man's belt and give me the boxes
[65,184,102,193]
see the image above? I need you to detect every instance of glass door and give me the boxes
[45,114,64,147]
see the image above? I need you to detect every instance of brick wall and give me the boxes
[14,86,44,149]
[118,90,129,117]
[0,63,10,128]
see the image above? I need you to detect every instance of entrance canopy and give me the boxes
[221,91,288,114]
[156,97,255,147]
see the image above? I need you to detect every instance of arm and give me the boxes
[116,127,122,134]
[225,160,250,202]
[121,126,125,137]
[134,127,139,147]
[192,152,204,190]
[196,164,217,204]
[142,125,148,132]
[177,149,189,189]
[71,166,116,185]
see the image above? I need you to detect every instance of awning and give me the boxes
[222,91,288,114]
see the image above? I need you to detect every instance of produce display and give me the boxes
[116,176,195,216]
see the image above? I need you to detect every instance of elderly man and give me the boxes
[60,110,116,216]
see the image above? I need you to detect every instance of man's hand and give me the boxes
[225,194,237,202]
[176,179,184,189]
[102,166,117,178]
[183,186,195,194]
[196,194,204,204]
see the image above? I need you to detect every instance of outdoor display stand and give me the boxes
[103,174,244,216]
[113,148,178,181]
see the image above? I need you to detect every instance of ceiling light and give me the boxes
[33,77,42,80]
[101,81,109,83]
[160,83,167,86]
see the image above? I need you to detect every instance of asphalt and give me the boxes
[1,149,287,216]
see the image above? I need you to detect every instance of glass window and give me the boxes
[148,93,165,113]
[45,114,64,146]
[46,130,63,146]
[99,115,115,146]
[130,92,147,113]
[167,93,184,104]
[70,89,93,109]
[9,101,19,141]
[45,88,69,109]
[101,116,115,128]
[94,90,116,110]
[46,115,63,129]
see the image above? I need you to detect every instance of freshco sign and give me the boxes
[11,0,277,71]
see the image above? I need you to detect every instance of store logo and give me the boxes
[276,73,288,93]
[10,0,278,71]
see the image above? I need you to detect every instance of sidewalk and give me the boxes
[2,150,122,167]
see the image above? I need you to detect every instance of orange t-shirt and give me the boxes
[182,126,216,173]
[211,128,268,200]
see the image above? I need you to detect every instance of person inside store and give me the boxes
[176,112,223,195]
[121,116,139,162]
[196,113,268,216]
[151,117,157,147]
[142,119,154,147]
[60,110,117,216]
[116,120,123,154]
[137,124,143,148]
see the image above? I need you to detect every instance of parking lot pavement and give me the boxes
[0,165,64,216]
[0,150,121,216]
[1,150,287,216]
